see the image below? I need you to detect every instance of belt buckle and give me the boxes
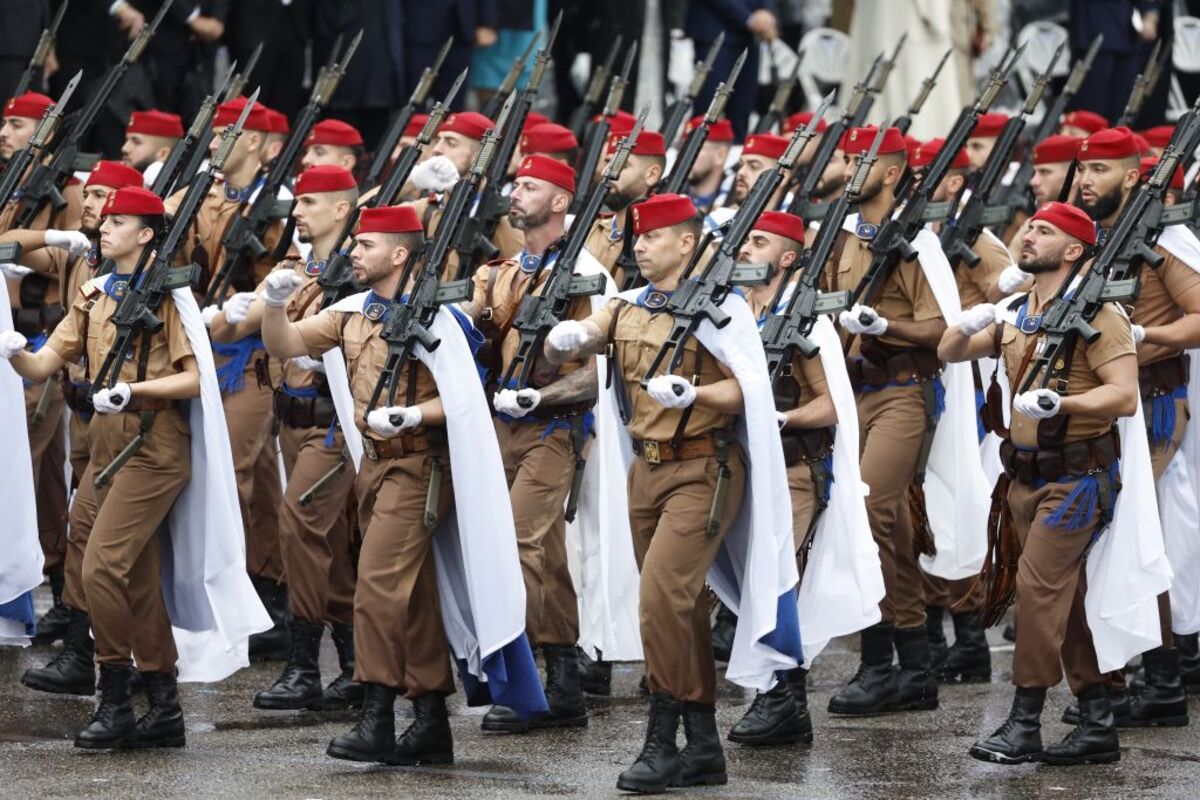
[363,438,378,460]
[642,440,661,464]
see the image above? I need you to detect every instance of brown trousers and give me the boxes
[27,379,67,572]
[68,410,90,482]
[857,384,928,629]
[627,447,746,705]
[61,412,92,613]
[222,372,283,582]
[69,411,188,672]
[278,425,356,625]
[496,419,579,647]
[922,575,982,612]
[353,449,455,697]
[1008,478,1105,693]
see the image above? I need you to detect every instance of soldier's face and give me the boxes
[210,126,262,174]
[931,171,964,204]
[733,155,775,203]
[966,136,996,171]
[508,176,568,231]
[0,115,36,159]
[1076,158,1138,221]
[690,142,729,183]
[432,132,479,176]
[350,232,404,287]
[301,144,356,172]
[738,231,798,285]
[80,186,114,236]
[634,225,694,282]
[814,151,844,197]
[121,133,170,171]
[1018,220,1081,273]
[99,214,154,261]
[293,192,341,242]
[606,154,659,210]
[1031,162,1069,205]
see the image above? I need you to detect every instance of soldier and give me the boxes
[120,109,184,182]
[301,118,365,172]
[1000,134,1082,275]
[822,126,947,717]
[467,155,592,732]
[1142,125,1173,157]
[1070,126,1200,724]
[941,201,1137,765]
[782,111,844,210]
[1,161,142,671]
[1060,110,1108,138]
[965,113,1010,172]
[261,107,290,166]
[1,186,201,749]
[209,165,364,711]
[680,115,733,214]
[165,95,292,661]
[517,122,579,166]
[582,129,664,280]
[726,134,791,211]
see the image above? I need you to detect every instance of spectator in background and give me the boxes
[0,0,54,98]
[471,0,542,112]
[225,0,311,121]
[141,1,229,125]
[687,0,778,141]
[400,0,498,113]
[1069,0,1170,127]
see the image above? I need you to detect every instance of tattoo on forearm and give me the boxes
[539,363,598,405]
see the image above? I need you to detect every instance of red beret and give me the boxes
[213,96,272,132]
[3,91,53,119]
[630,193,696,235]
[685,116,735,143]
[358,205,423,235]
[522,111,550,132]
[85,160,145,190]
[1139,156,1185,190]
[752,211,806,244]
[438,111,494,140]
[1061,110,1108,134]
[102,186,165,217]
[516,153,576,193]
[1133,133,1151,155]
[126,109,183,139]
[1141,125,1174,148]
[971,113,1009,138]
[1033,134,1083,164]
[404,113,430,139]
[265,109,289,135]
[1030,201,1096,245]
[305,118,363,148]
[606,110,638,138]
[840,125,907,156]
[1079,126,1139,160]
[904,134,921,162]
[911,138,968,170]
[782,111,828,135]
[295,165,357,196]
[742,133,790,160]
[521,123,578,155]
[608,129,666,157]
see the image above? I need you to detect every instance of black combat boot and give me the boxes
[674,702,726,787]
[75,663,137,749]
[394,693,454,766]
[33,566,70,645]
[1178,633,1200,693]
[21,607,95,695]
[125,671,186,749]
[711,603,737,663]
[968,687,1045,764]
[1062,686,1129,724]
[926,605,948,669]
[535,644,588,728]
[579,647,613,696]
[786,668,814,736]
[254,618,324,709]
[1123,647,1189,727]
[248,576,290,662]
[616,693,682,793]
[937,611,992,683]
[310,623,365,710]
[828,622,899,715]
[894,625,939,711]
[728,668,812,746]
[1042,684,1121,765]
[326,683,397,763]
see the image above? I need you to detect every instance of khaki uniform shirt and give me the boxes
[1129,244,1200,366]
[583,211,626,275]
[280,261,330,391]
[955,229,1011,308]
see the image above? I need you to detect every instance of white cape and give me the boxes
[0,278,43,646]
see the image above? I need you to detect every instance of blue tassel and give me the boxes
[1046,474,1100,530]
[211,336,264,394]
[21,333,48,388]
[818,454,834,503]
[1149,388,1186,446]
[0,590,36,637]
[974,387,987,443]
[931,377,947,423]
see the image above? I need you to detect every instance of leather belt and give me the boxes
[632,433,720,464]
[273,389,336,430]
[62,379,93,416]
[846,347,941,392]
[1139,353,1190,398]
[781,426,835,468]
[999,430,1120,485]
[362,431,432,460]
[524,400,593,421]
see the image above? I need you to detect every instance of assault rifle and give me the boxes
[894,48,951,135]
[760,123,885,379]
[12,0,67,96]
[659,49,745,195]
[753,45,803,135]
[152,64,237,197]
[0,71,79,209]
[204,31,362,307]
[661,33,724,150]
[1118,38,1169,128]
[570,42,637,216]
[568,36,623,139]
[641,97,833,384]
[12,0,173,230]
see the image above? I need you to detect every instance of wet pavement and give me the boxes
[2,588,1198,799]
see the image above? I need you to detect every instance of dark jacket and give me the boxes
[685,0,775,46]
[1069,0,1164,55]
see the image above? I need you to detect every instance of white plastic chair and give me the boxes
[1169,16,1200,121]
[797,27,851,111]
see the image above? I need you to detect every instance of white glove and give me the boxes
[776,411,788,430]
[367,405,422,437]
[201,305,221,327]
[92,382,132,414]
[411,155,459,192]
[1131,324,1146,345]
[494,387,541,419]
[959,303,997,336]
[1013,389,1061,420]
[260,270,303,307]
[546,320,588,354]
[43,229,92,257]
[291,355,325,373]
[0,330,27,358]
[0,262,33,278]
[224,291,258,322]
[839,304,888,336]
[646,375,696,408]
[997,265,1032,295]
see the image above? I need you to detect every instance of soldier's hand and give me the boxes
[840,305,888,336]
[411,155,460,192]
[367,405,421,437]
[261,271,304,307]
[546,320,588,357]
[201,305,221,327]
[92,383,132,414]
[646,375,696,409]
[1131,324,1146,346]
[958,303,997,336]
[997,265,1032,295]
[494,387,541,418]
[1013,389,1061,420]
[44,229,92,257]
[0,330,27,359]
[225,291,258,322]
[0,262,33,279]
[291,355,326,373]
